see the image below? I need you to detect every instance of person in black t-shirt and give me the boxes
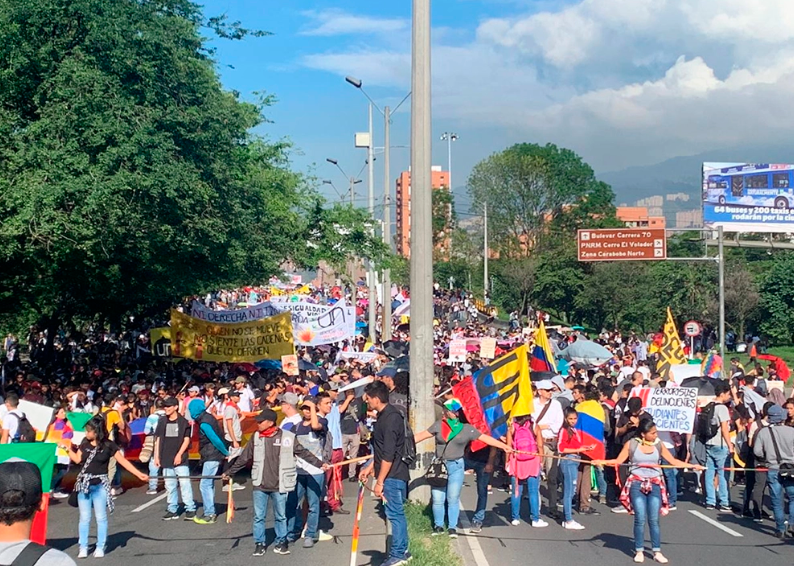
[154,397,197,520]
[60,416,147,558]
[359,381,409,566]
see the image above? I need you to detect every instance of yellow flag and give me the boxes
[657,307,686,379]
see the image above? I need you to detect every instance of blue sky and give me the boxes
[201,1,794,209]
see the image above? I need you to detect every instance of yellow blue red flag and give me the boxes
[531,320,557,373]
[472,345,533,439]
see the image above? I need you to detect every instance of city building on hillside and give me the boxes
[616,206,666,229]
[675,209,703,228]
[396,166,450,258]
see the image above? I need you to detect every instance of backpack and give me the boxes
[399,412,417,468]
[9,413,37,443]
[10,542,50,566]
[513,421,538,462]
[696,402,720,443]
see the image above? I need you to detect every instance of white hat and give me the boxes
[217,387,230,396]
[534,380,555,391]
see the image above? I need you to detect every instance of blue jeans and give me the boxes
[704,445,730,507]
[200,461,220,516]
[595,466,607,499]
[630,481,662,552]
[288,473,324,541]
[163,465,196,513]
[661,458,678,506]
[560,458,579,522]
[78,484,108,552]
[511,475,541,522]
[382,478,408,560]
[464,458,493,525]
[148,459,159,491]
[767,470,794,533]
[253,491,288,545]
[431,458,465,529]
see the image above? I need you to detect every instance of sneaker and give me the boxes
[302,538,315,548]
[334,508,351,515]
[718,505,732,513]
[273,543,290,555]
[403,551,413,562]
[381,558,406,566]
[145,489,158,495]
[184,511,196,521]
[511,519,521,526]
[704,504,716,510]
[194,514,216,525]
[753,517,764,524]
[611,507,629,514]
[52,491,70,500]
[317,530,333,542]
[223,482,246,492]
[531,519,549,528]
[563,520,585,530]
[162,511,180,521]
[348,477,358,483]
[653,552,668,564]
[448,528,458,539]
[776,530,789,540]
[579,508,600,516]
[667,506,677,511]
[77,548,89,559]
[470,522,483,533]
[634,551,645,563]
[252,543,266,556]
[110,487,124,497]
[432,526,445,536]
[93,548,105,559]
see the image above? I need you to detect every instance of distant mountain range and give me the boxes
[598,145,794,206]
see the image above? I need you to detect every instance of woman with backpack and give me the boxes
[596,418,703,564]
[414,398,512,538]
[558,408,596,531]
[506,413,547,527]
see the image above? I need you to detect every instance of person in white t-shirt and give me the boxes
[1,394,24,444]
[279,393,303,432]
[233,377,255,413]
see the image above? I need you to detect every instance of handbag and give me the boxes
[768,425,794,482]
[424,436,451,488]
[68,446,99,508]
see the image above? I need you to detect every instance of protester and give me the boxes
[532,380,564,520]
[60,416,148,558]
[359,380,410,566]
[42,407,74,498]
[224,408,328,556]
[0,461,76,565]
[598,419,701,564]
[752,404,794,539]
[414,398,511,538]
[154,397,196,521]
[557,408,596,530]
[143,398,165,495]
[702,381,734,511]
[190,399,229,525]
[506,413,546,528]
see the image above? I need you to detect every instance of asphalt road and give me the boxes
[454,474,792,566]
[46,473,388,566]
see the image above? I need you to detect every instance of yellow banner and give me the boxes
[149,327,178,358]
[657,307,687,379]
[170,309,295,362]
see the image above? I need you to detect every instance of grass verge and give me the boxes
[735,346,794,385]
[405,502,462,566]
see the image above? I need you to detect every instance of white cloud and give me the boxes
[299,1,794,170]
[300,9,408,37]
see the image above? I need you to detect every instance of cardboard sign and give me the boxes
[480,337,497,360]
[631,387,698,434]
[281,354,299,376]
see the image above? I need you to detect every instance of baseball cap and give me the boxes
[163,397,179,407]
[281,392,299,406]
[235,376,247,384]
[300,396,317,409]
[255,408,278,423]
[0,461,42,509]
[767,404,786,424]
[217,387,230,396]
[188,386,200,394]
[326,381,341,391]
[228,389,241,398]
[534,380,555,391]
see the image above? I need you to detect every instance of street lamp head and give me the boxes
[451,134,459,141]
[322,180,332,185]
[326,158,338,165]
[345,76,362,89]
[353,179,363,185]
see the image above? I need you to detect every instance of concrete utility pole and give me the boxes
[718,226,725,363]
[382,105,393,342]
[409,0,434,502]
[367,103,377,344]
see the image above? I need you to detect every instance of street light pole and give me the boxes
[409,0,433,503]
[382,105,393,342]
[440,132,457,190]
[366,103,377,344]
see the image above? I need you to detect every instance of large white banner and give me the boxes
[190,300,356,346]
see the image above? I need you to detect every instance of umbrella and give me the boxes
[572,325,585,331]
[382,340,409,359]
[255,359,282,371]
[234,362,259,373]
[758,354,791,381]
[680,376,718,396]
[377,355,409,378]
[298,359,318,372]
[556,339,613,367]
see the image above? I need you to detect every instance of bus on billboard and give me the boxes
[703,162,794,233]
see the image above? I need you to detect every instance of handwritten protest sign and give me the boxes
[480,337,497,360]
[281,354,299,376]
[631,387,698,434]
[448,339,467,363]
[171,309,294,362]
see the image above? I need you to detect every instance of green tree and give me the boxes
[432,188,455,260]
[759,252,794,343]
[0,0,384,336]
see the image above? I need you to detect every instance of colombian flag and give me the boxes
[574,400,606,460]
[472,345,533,439]
[530,320,557,373]
[0,443,57,544]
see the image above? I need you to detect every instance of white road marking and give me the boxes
[459,501,492,566]
[688,510,744,537]
[132,492,168,513]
